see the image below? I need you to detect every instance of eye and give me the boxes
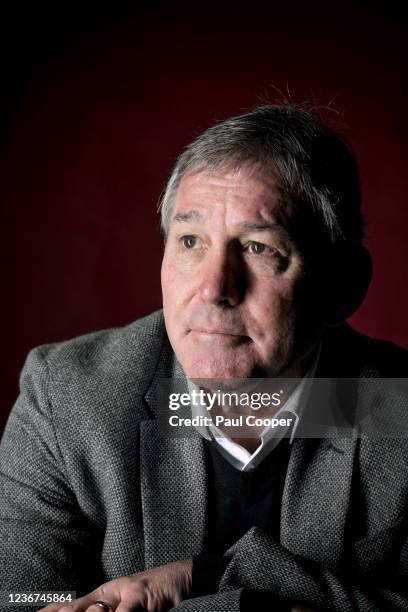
[246,241,272,255]
[181,235,198,249]
[244,241,289,271]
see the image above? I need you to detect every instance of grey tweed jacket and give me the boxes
[1,310,408,611]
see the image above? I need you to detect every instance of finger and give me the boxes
[39,605,75,612]
[69,587,120,612]
[39,596,114,612]
[39,606,74,612]
[115,592,147,612]
[85,604,116,612]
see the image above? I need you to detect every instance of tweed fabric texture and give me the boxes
[170,588,243,611]
[1,311,408,611]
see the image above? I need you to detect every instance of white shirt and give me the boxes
[188,345,320,472]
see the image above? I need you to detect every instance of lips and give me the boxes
[191,327,249,339]
[187,310,249,336]
[193,327,241,335]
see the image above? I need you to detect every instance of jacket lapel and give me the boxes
[280,326,363,570]
[140,337,208,569]
[280,433,358,571]
[139,422,208,568]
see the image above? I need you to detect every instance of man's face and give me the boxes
[161,163,322,380]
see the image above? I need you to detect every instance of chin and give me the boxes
[181,352,257,383]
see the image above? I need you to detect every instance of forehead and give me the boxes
[173,164,293,224]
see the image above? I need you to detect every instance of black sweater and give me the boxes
[191,435,292,598]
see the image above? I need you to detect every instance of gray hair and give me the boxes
[158,104,363,254]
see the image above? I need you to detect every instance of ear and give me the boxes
[322,246,372,324]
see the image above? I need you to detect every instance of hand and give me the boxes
[39,559,193,612]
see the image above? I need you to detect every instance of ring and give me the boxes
[95,601,112,611]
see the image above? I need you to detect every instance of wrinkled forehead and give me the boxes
[173,162,295,226]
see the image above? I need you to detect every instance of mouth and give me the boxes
[193,327,245,335]
[190,328,250,342]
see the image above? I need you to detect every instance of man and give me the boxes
[1,105,407,611]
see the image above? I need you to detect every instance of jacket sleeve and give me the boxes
[212,526,408,611]
[172,589,244,612]
[0,348,104,612]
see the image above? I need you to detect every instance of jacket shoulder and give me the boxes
[20,310,168,427]
[33,309,166,380]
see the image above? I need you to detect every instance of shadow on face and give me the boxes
[160,164,342,380]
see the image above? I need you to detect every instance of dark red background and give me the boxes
[1,6,407,432]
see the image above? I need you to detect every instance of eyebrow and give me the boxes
[172,210,204,223]
[172,214,281,231]
[171,212,292,242]
[239,220,293,240]
[238,221,281,232]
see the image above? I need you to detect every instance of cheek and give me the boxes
[161,259,192,338]
[248,280,301,351]
[256,279,320,361]
[161,263,176,328]
[250,277,298,323]
[161,259,180,303]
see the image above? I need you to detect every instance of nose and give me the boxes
[197,245,245,307]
